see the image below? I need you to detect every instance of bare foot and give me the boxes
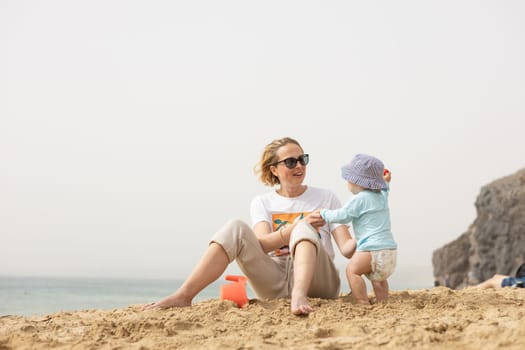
[342,293,370,305]
[290,292,314,315]
[142,292,192,311]
[354,299,371,306]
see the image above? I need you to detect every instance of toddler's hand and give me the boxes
[304,210,325,230]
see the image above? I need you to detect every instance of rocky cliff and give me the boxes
[432,168,525,289]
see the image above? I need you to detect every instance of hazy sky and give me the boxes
[2,1,524,287]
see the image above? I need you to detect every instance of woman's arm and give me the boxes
[253,211,324,254]
[253,221,296,254]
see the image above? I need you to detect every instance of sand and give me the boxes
[1,287,525,350]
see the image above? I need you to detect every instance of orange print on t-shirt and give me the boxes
[271,212,311,256]
[271,212,310,231]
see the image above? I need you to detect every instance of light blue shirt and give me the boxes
[320,187,397,252]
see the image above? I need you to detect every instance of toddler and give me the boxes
[319,153,397,304]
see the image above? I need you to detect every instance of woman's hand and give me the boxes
[303,210,326,230]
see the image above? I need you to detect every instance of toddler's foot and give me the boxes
[354,299,371,305]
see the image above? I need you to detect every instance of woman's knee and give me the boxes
[221,219,252,237]
[211,219,254,259]
[290,222,320,256]
[217,219,258,249]
[290,239,319,261]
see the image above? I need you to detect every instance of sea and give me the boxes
[0,276,229,317]
[0,268,433,317]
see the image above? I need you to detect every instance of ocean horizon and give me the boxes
[0,275,225,317]
[0,268,433,317]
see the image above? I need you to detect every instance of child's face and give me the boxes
[347,181,363,195]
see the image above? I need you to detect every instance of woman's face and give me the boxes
[271,143,307,186]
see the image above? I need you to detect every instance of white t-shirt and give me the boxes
[249,186,345,260]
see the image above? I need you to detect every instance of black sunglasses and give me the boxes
[274,154,309,169]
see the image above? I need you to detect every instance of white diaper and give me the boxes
[365,249,397,281]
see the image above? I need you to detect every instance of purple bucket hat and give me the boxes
[341,154,386,190]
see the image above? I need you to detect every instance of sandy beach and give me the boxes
[1,287,525,349]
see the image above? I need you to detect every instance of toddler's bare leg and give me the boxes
[371,280,389,302]
[346,252,372,305]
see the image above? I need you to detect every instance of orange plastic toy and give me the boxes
[220,275,248,308]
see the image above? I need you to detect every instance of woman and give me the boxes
[143,137,356,315]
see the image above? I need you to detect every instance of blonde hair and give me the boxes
[254,137,303,186]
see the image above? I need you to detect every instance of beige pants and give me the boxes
[211,219,340,300]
